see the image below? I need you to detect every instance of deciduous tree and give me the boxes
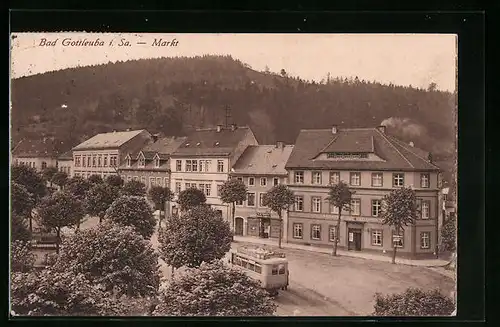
[36,191,84,253]
[158,205,232,269]
[121,180,146,197]
[11,240,36,272]
[54,222,160,297]
[326,181,354,256]
[11,182,35,217]
[262,184,295,248]
[152,261,277,316]
[51,171,68,190]
[177,188,206,212]
[373,287,454,316]
[105,175,124,188]
[88,174,104,185]
[148,186,174,227]
[83,183,117,224]
[105,195,156,239]
[440,216,456,253]
[219,179,248,232]
[380,187,419,264]
[11,214,31,242]
[65,176,91,201]
[42,167,58,187]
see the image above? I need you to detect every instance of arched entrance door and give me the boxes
[234,217,244,236]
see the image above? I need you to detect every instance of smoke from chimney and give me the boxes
[380,117,425,138]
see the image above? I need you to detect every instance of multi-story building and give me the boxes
[72,129,151,179]
[230,142,294,240]
[11,137,61,172]
[169,124,258,222]
[118,135,187,191]
[57,150,73,177]
[285,125,441,259]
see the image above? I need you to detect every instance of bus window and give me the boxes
[272,265,279,275]
[231,253,236,263]
[278,264,286,275]
[254,263,262,274]
[248,262,255,271]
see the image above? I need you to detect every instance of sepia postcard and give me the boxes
[10,33,458,317]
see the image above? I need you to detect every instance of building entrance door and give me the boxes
[234,217,244,236]
[348,228,362,251]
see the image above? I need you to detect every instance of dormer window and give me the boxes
[154,157,160,168]
[126,157,131,167]
[327,152,369,159]
[138,157,145,168]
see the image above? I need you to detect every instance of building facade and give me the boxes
[72,129,152,179]
[169,124,258,222]
[230,143,294,240]
[57,150,73,177]
[11,137,61,172]
[285,125,441,259]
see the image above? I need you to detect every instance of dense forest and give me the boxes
[11,55,457,180]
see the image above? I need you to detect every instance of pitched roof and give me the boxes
[119,136,187,169]
[12,138,61,158]
[232,145,294,175]
[73,130,147,151]
[171,126,252,157]
[285,128,440,171]
[57,150,73,160]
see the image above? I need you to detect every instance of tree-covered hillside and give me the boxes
[11,55,456,178]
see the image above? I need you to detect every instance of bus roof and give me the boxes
[235,245,286,260]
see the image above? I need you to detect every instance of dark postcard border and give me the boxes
[8,9,486,325]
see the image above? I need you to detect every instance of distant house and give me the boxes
[230,143,294,239]
[72,129,152,179]
[169,124,258,222]
[11,137,61,172]
[285,125,441,259]
[57,150,73,177]
[118,135,187,191]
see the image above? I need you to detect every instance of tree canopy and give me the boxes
[158,205,232,269]
[440,216,456,252]
[65,176,92,201]
[87,174,104,185]
[177,188,207,212]
[105,195,156,239]
[11,182,35,217]
[262,184,295,248]
[83,183,118,223]
[11,165,47,204]
[105,175,124,188]
[11,240,36,273]
[121,180,146,197]
[152,261,277,316]
[326,181,354,256]
[148,186,174,211]
[51,171,69,189]
[42,167,59,185]
[11,214,31,243]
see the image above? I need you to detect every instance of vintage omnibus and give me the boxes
[226,245,289,295]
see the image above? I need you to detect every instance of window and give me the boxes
[110,156,117,167]
[392,231,404,248]
[329,172,340,184]
[311,224,321,240]
[237,177,243,182]
[259,193,267,207]
[420,173,430,188]
[371,230,383,246]
[138,157,146,168]
[127,176,132,182]
[312,197,321,213]
[248,177,255,186]
[217,160,224,172]
[271,266,279,275]
[92,156,96,167]
[278,264,286,275]
[330,204,339,214]
[217,185,223,196]
[192,160,198,172]
[164,177,169,187]
[420,232,431,249]
[75,156,81,167]
[175,182,181,194]
[294,171,304,184]
[350,172,361,186]
[186,160,192,172]
[98,155,102,167]
[350,199,361,216]
[236,198,243,206]
[312,171,322,184]
[294,196,304,211]
[154,158,160,168]
[372,200,382,217]
[329,226,339,242]
[141,176,146,185]
[134,176,139,182]
[126,157,131,167]
[247,192,256,207]
[293,223,303,239]
[260,177,267,187]
[82,156,86,167]
[176,160,182,171]
[371,173,383,187]
[205,184,211,197]
[393,173,405,187]
[103,155,108,167]
[41,162,47,169]
[150,177,156,188]
[185,183,191,189]
[205,160,211,172]
[87,156,91,167]
[156,177,162,186]
[421,200,430,219]
[273,177,279,186]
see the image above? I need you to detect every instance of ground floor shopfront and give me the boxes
[286,214,438,259]
[233,207,288,241]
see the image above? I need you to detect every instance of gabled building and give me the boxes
[57,150,73,177]
[11,137,62,172]
[118,135,187,190]
[285,125,441,259]
[72,129,151,179]
[230,142,294,239]
[169,124,258,221]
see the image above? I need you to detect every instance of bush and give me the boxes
[54,222,160,297]
[373,287,455,316]
[11,214,31,242]
[105,195,156,239]
[11,240,36,272]
[440,216,456,252]
[152,261,276,316]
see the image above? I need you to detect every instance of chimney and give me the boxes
[216,124,222,132]
[231,124,237,131]
[152,134,159,143]
[276,141,285,149]
[409,141,414,147]
[376,125,386,134]
[331,125,338,134]
[428,152,433,163]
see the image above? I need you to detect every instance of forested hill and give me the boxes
[11,55,456,168]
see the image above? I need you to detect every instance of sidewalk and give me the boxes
[233,236,450,267]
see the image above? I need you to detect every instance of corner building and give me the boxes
[285,125,441,259]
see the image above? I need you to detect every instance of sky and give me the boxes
[10,33,457,91]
